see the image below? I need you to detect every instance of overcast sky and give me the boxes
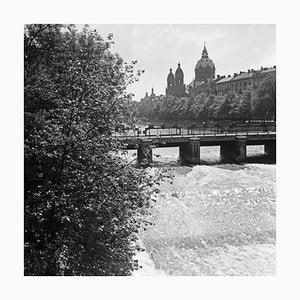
[89,24,275,101]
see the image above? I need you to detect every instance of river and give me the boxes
[133,145,276,276]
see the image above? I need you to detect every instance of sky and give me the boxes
[89,24,275,101]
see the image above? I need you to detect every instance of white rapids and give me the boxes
[133,146,276,276]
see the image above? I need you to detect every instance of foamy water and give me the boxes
[133,146,276,276]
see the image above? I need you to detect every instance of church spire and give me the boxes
[150,87,155,98]
[202,42,208,58]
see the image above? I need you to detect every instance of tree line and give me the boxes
[133,75,276,122]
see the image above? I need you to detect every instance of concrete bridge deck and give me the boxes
[115,129,276,166]
[118,132,276,148]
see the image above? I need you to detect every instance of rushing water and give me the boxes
[133,146,276,276]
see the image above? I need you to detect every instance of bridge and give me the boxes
[116,124,276,166]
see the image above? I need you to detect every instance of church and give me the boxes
[165,63,186,97]
[189,43,216,89]
[141,44,276,101]
[164,43,276,97]
[165,44,216,97]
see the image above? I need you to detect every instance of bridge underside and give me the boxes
[219,139,247,163]
[123,134,276,166]
[179,138,201,164]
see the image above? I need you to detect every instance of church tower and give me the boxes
[166,63,186,97]
[167,68,175,89]
[175,63,184,85]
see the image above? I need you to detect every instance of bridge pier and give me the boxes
[137,139,153,166]
[264,140,276,158]
[220,136,247,163]
[179,138,201,164]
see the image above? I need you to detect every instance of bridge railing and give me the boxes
[126,125,274,137]
[112,123,276,142]
[113,129,275,143]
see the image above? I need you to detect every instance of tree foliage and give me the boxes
[252,74,276,120]
[24,24,157,275]
[135,79,275,122]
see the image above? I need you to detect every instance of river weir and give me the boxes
[134,145,276,276]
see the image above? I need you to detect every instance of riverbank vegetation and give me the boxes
[24,24,158,275]
[133,75,276,122]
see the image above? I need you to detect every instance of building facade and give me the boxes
[215,66,276,95]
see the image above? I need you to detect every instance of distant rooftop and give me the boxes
[232,72,255,81]
[216,66,276,83]
[216,75,234,84]
[260,67,276,74]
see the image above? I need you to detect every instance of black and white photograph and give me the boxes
[2,0,300,299]
[23,23,276,276]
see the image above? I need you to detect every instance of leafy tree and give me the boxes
[190,94,205,118]
[237,89,252,119]
[218,96,232,119]
[178,97,191,118]
[252,74,276,120]
[210,94,224,119]
[24,24,158,275]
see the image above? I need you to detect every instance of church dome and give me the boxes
[195,45,215,71]
[194,44,216,82]
[195,57,215,70]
